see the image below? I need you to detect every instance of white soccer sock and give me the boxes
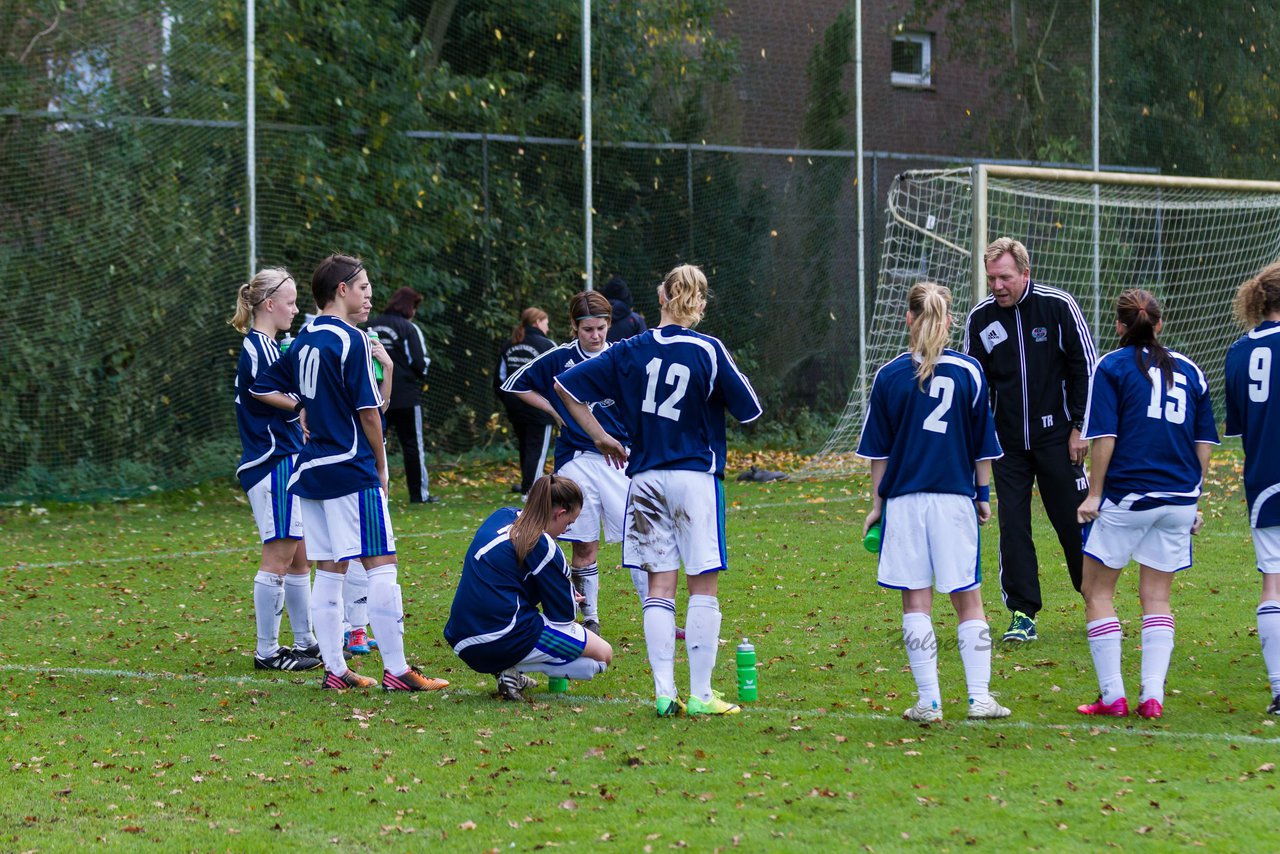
[366,564,408,676]
[253,571,286,658]
[284,572,315,648]
[1086,617,1126,704]
[524,657,608,680]
[344,559,369,634]
[1259,601,1280,697]
[572,562,600,620]
[630,566,649,601]
[312,570,347,674]
[686,594,722,703]
[1139,614,1175,704]
[643,597,678,700]
[902,612,940,707]
[957,619,992,700]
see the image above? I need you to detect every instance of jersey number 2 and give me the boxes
[922,375,955,434]
[642,358,690,421]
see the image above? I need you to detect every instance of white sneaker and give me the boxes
[967,695,1012,719]
[903,700,943,722]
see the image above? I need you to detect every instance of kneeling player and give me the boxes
[1076,290,1217,719]
[858,281,1009,723]
[444,475,613,701]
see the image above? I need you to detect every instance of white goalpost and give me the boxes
[801,164,1280,478]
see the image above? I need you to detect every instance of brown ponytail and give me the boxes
[509,475,584,563]
[511,307,548,345]
[1116,289,1173,389]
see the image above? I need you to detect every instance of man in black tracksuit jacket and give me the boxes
[964,237,1098,642]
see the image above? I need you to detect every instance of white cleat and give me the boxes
[967,695,1012,719]
[903,700,943,722]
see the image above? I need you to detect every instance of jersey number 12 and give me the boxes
[642,358,690,421]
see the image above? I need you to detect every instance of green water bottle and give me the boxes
[367,330,384,381]
[736,639,758,703]
[863,521,882,553]
[548,676,569,694]
[279,333,294,353]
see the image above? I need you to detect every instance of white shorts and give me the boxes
[298,487,396,562]
[1252,526,1280,573]
[877,492,981,593]
[1084,500,1197,573]
[558,451,629,544]
[517,617,588,666]
[623,469,726,575]
[246,461,303,542]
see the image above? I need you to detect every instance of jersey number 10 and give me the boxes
[642,358,690,421]
[297,345,321,400]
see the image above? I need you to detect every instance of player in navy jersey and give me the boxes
[444,475,613,701]
[1224,260,1280,715]
[556,264,763,717]
[1076,290,1218,719]
[502,290,648,636]
[229,267,321,673]
[857,281,1009,722]
[251,253,448,693]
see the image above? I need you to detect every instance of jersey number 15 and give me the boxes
[1145,368,1187,424]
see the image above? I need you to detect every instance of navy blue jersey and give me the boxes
[234,330,304,491]
[1082,346,1219,509]
[502,340,631,471]
[857,350,1003,498]
[1225,321,1280,528]
[443,507,577,673]
[556,325,762,478]
[250,316,384,500]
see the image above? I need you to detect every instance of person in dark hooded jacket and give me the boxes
[601,275,647,343]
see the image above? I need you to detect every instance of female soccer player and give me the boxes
[1224,260,1280,715]
[501,290,645,636]
[229,267,320,672]
[556,264,762,717]
[857,281,1008,723]
[496,307,557,495]
[443,475,613,701]
[252,253,448,692]
[1076,289,1218,719]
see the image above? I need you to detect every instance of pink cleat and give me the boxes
[1135,698,1163,719]
[1077,696,1129,717]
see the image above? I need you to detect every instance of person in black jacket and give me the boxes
[496,307,557,494]
[601,275,647,343]
[368,286,438,503]
[963,237,1098,643]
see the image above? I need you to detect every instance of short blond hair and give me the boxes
[984,237,1030,274]
[661,264,708,328]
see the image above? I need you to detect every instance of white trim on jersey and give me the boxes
[653,327,719,393]
[529,534,560,576]
[1254,484,1280,529]
[935,353,985,409]
[1249,325,1280,341]
[475,524,514,561]
[1113,488,1202,511]
[235,433,278,478]
[451,607,519,653]
[287,416,361,490]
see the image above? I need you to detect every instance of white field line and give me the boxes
[8,494,854,570]
[2,663,1276,745]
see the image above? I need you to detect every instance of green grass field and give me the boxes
[2,450,1277,851]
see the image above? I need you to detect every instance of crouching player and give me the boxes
[252,253,448,692]
[858,281,1010,723]
[1076,289,1217,719]
[444,475,613,701]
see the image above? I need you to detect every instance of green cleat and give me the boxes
[656,696,686,717]
[686,690,740,716]
[1002,610,1038,642]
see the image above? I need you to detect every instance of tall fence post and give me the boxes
[246,0,256,278]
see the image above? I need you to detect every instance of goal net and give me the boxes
[800,165,1280,478]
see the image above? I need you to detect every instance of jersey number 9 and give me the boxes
[1249,347,1272,403]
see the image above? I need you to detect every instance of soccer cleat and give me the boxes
[1002,611,1038,642]
[496,668,530,702]
[655,695,686,717]
[255,647,322,672]
[1077,696,1129,717]
[903,700,943,722]
[321,669,377,691]
[967,696,1012,719]
[345,628,371,655]
[1269,695,1280,716]
[583,618,601,637]
[299,641,353,661]
[687,690,740,716]
[1135,698,1164,719]
[382,666,449,692]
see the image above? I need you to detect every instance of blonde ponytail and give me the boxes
[227,267,294,334]
[907,281,952,388]
[660,264,708,328]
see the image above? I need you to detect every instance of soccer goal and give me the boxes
[800,164,1280,478]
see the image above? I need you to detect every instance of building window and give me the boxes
[891,32,933,88]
